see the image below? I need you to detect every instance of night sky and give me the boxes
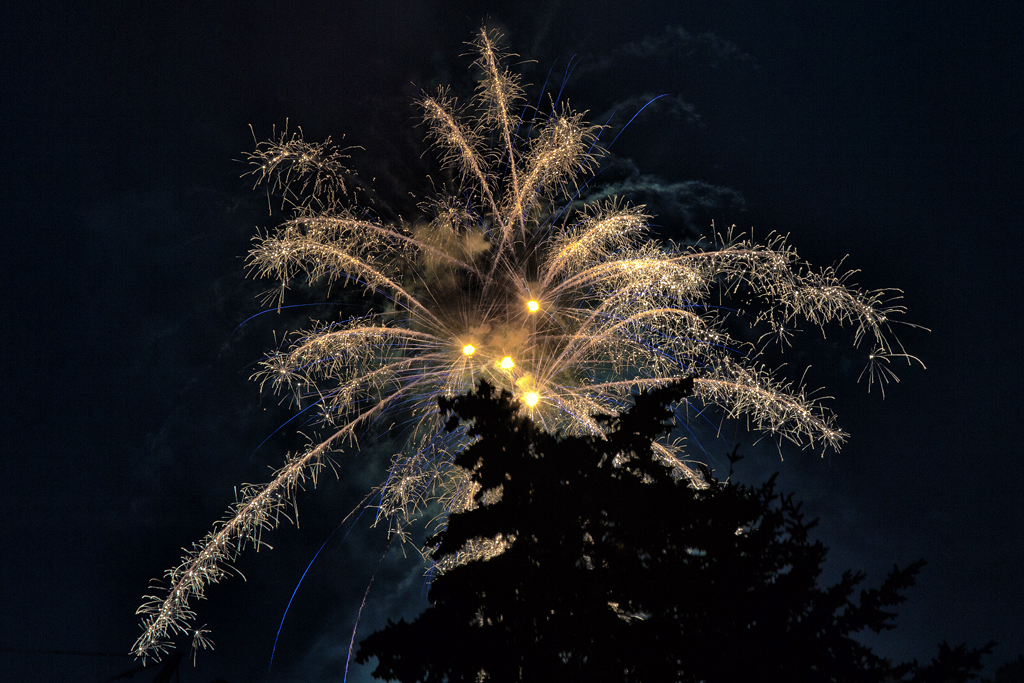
[2,2,1022,681]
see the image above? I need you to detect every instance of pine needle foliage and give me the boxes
[357,382,989,683]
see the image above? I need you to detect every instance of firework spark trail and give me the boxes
[133,28,921,661]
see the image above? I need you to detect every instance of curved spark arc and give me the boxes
[133,28,920,661]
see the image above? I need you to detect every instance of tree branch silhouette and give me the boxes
[357,381,991,683]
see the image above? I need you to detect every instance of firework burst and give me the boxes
[133,29,919,659]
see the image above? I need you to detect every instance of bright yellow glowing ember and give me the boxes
[499,356,515,370]
[526,300,540,312]
[462,344,476,356]
[524,391,539,406]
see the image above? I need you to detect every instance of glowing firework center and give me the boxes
[456,298,546,408]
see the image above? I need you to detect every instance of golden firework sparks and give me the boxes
[133,29,921,661]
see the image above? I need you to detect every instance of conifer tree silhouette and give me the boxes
[357,381,991,683]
